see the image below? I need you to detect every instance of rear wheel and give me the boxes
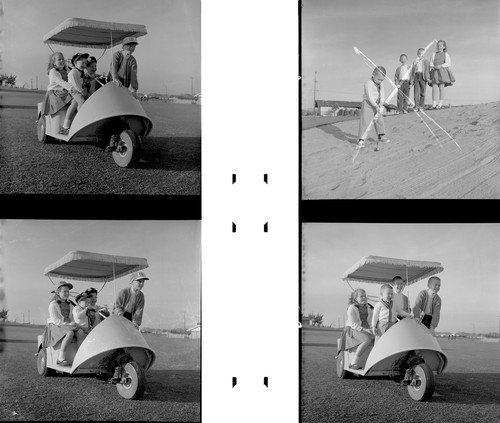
[112,130,141,168]
[37,348,53,376]
[407,363,435,401]
[116,361,146,400]
[36,115,53,144]
[336,351,351,379]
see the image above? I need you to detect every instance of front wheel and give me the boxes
[116,361,146,400]
[36,115,53,144]
[37,348,53,376]
[112,130,141,168]
[407,363,435,401]
[336,351,351,379]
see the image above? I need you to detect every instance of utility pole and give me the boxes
[313,71,318,115]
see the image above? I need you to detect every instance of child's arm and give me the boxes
[67,70,84,95]
[48,68,74,92]
[129,58,139,94]
[412,291,424,321]
[441,53,451,68]
[346,305,364,332]
[364,81,379,109]
[48,301,65,325]
[132,294,145,328]
[371,303,380,333]
[72,305,88,323]
[430,296,441,330]
[112,290,126,316]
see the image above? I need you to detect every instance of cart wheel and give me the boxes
[336,351,352,379]
[407,363,435,401]
[112,130,141,168]
[37,348,53,376]
[36,115,53,144]
[116,361,146,400]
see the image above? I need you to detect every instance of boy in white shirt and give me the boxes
[392,276,411,319]
[372,284,411,342]
[394,54,412,113]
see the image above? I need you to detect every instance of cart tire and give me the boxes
[112,130,141,168]
[336,351,352,379]
[37,115,53,144]
[407,363,435,401]
[37,348,53,376]
[116,361,146,400]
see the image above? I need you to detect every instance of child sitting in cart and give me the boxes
[372,284,412,342]
[42,52,86,136]
[412,277,442,335]
[392,276,411,319]
[42,281,86,366]
[82,56,105,98]
[112,271,148,330]
[344,289,375,370]
[73,291,93,336]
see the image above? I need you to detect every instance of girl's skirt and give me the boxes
[429,67,455,87]
[344,325,374,350]
[41,323,73,348]
[41,89,72,116]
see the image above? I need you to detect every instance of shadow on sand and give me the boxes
[318,124,379,145]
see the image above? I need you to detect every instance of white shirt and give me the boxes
[424,289,436,315]
[47,68,74,92]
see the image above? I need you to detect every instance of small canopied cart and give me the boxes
[336,255,448,401]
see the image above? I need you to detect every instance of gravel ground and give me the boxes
[301,337,500,422]
[0,324,200,421]
[0,93,200,195]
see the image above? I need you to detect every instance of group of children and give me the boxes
[358,40,454,148]
[344,275,442,371]
[42,36,140,143]
[43,270,148,367]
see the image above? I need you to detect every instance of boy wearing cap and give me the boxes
[83,56,103,98]
[109,36,139,97]
[113,271,148,329]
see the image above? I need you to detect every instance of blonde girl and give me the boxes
[42,52,85,135]
[429,40,455,109]
[344,289,374,370]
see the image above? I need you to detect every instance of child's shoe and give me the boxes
[357,140,365,148]
[58,127,70,135]
[378,135,390,143]
[105,134,119,152]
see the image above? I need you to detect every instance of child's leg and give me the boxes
[402,81,409,110]
[432,84,438,106]
[63,99,78,129]
[75,329,87,350]
[352,339,371,366]
[59,330,74,361]
[438,83,445,106]
[419,77,426,108]
[374,112,386,136]
[73,92,85,111]
[358,103,373,141]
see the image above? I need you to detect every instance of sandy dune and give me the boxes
[302,102,500,198]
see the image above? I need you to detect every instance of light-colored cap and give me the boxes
[122,36,139,46]
[130,271,149,283]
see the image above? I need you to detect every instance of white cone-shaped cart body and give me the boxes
[360,318,447,376]
[71,315,155,373]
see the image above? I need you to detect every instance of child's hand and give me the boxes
[114,79,123,87]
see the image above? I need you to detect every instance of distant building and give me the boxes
[315,100,361,117]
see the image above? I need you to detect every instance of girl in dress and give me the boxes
[429,40,455,109]
[44,281,86,366]
[345,289,375,370]
[43,52,85,134]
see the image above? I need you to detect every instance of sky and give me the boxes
[301,0,500,108]
[1,220,200,330]
[0,0,200,95]
[302,223,500,334]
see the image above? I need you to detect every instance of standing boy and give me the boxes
[109,36,139,97]
[394,54,412,113]
[410,48,431,111]
[113,271,148,329]
[413,276,442,335]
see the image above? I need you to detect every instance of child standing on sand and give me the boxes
[394,54,412,113]
[357,66,390,148]
[410,48,431,112]
[429,40,455,109]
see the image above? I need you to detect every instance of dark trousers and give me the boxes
[421,314,432,329]
[397,80,410,112]
[413,72,426,109]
